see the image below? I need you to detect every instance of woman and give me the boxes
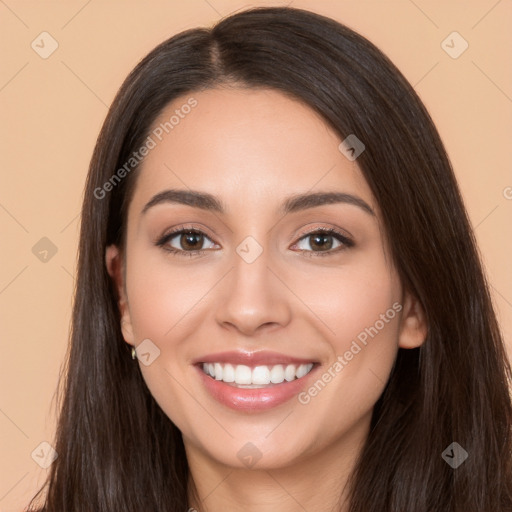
[27,6,512,512]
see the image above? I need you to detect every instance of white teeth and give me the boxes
[296,364,309,378]
[252,365,271,385]
[201,362,315,385]
[284,364,296,382]
[234,364,252,384]
[222,363,235,382]
[214,363,223,381]
[270,364,284,383]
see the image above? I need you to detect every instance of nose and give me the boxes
[215,244,292,337]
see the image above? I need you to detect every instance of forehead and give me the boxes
[128,87,374,217]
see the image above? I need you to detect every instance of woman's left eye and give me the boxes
[292,228,354,257]
[156,226,354,258]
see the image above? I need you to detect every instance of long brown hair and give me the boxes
[27,6,512,511]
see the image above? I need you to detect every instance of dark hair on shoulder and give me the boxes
[26,6,512,512]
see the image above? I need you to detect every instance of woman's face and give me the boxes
[107,87,425,471]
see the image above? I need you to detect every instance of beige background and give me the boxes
[1,1,511,510]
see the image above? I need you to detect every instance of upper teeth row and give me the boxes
[202,362,314,385]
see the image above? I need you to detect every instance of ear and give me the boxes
[397,290,427,349]
[105,244,135,346]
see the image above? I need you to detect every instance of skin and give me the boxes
[106,87,427,512]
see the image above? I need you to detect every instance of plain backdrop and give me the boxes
[1,1,511,510]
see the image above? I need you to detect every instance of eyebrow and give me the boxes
[141,189,375,216]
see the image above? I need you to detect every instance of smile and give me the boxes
[201,362,315,387]
[194,354,320,412]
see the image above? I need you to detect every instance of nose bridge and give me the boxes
[215,236,290,334]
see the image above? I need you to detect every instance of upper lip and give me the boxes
[192,350,319,367]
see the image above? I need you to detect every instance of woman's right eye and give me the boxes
[156,228,217,257]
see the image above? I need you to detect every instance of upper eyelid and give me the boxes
[158,226,217,245]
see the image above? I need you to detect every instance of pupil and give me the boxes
[311,234,332,251]
[182,231,202,250]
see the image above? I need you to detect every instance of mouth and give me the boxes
[193,356,320,412]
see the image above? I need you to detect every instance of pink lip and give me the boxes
[192,350,318,366]
[194,362,320,412]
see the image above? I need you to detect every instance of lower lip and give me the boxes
[195,364,319,412]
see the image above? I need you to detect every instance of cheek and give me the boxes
[123,249,210,429]
[293,256,401,351]
[292,255,402,409]
[330,273,401,356]
[124,248,210,341]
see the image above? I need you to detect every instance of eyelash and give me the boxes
[155,224,354,259]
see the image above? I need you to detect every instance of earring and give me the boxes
[131,346,137,360]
